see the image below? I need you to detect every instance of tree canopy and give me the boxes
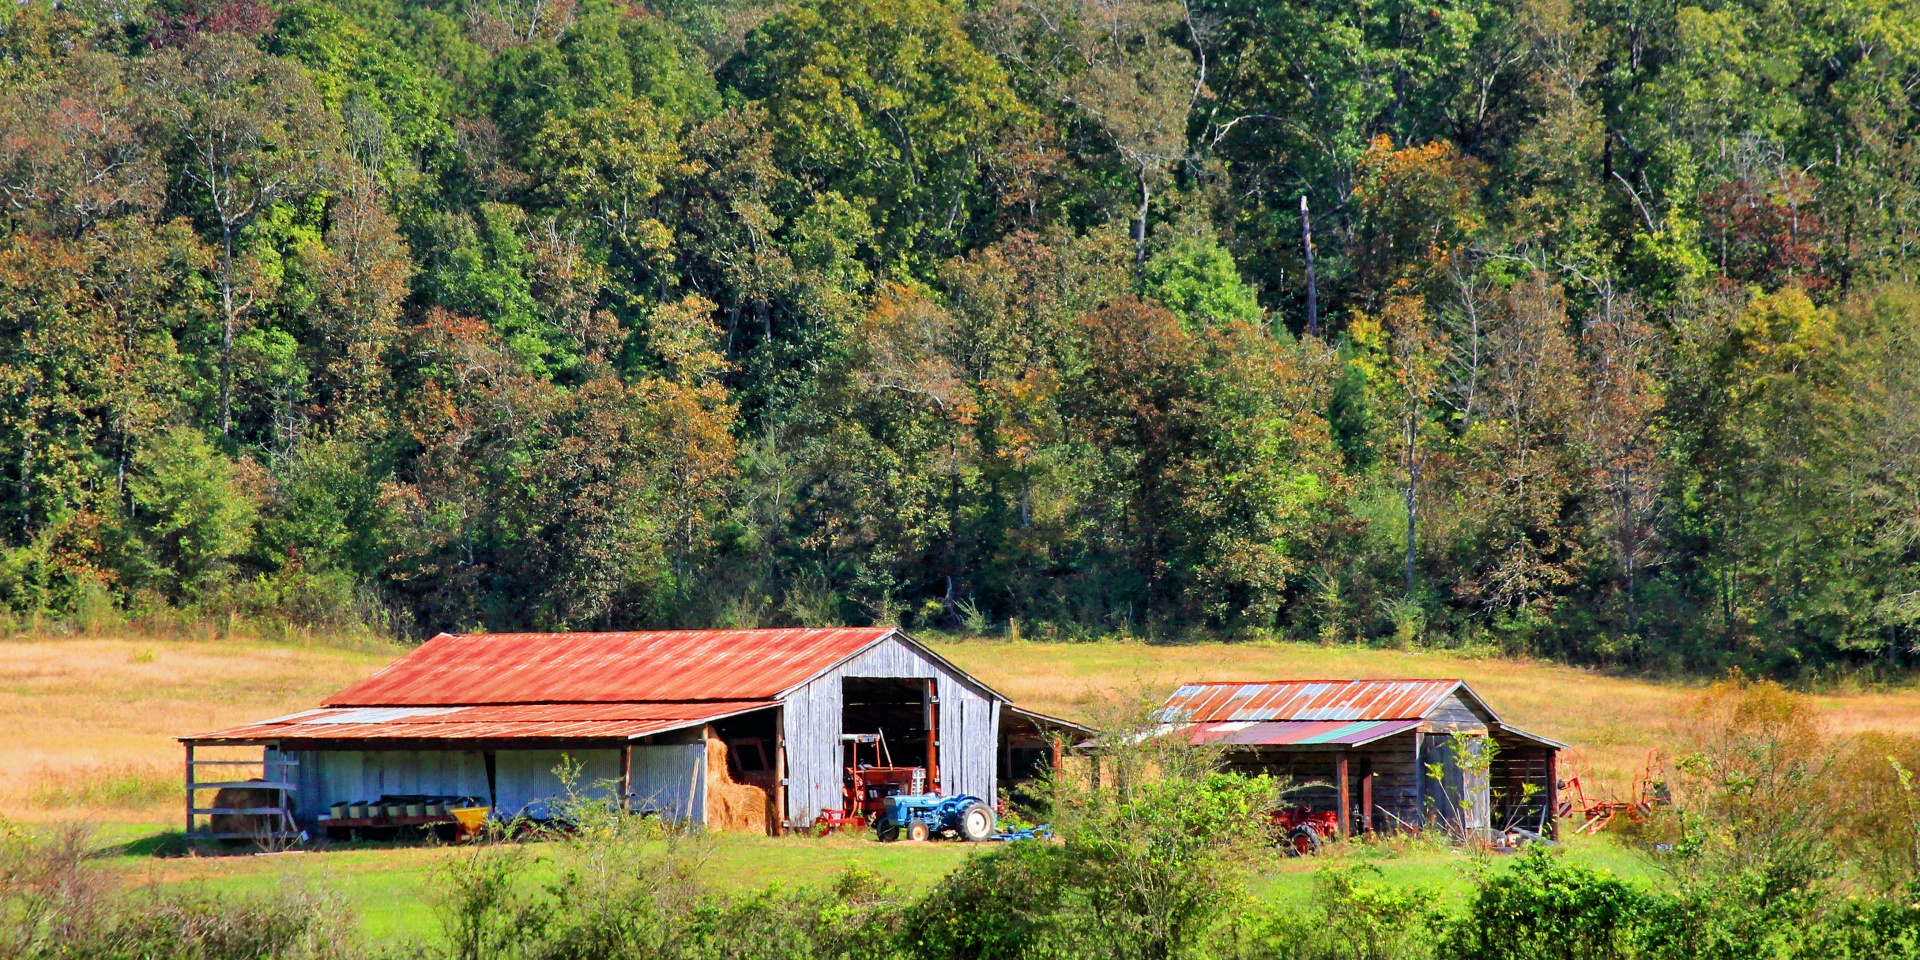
[2,0,1919,674]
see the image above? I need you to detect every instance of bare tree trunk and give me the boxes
[1301,196,1318,336]
[1404,417,1418,596]
[1134,168,1150,266]
[219,223,235,435]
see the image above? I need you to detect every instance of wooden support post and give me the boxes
[1361,758,1374,835]
[773,705,788,836]
[183,742,195,838]
[1546,750,1559,840]
[1050,736,1063,774]
[1336,754,1351,840]
[620,743,633,815]
[925,678,940,793]
[1412,731,1425,828]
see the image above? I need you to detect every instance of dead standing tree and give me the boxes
[142,34,335,435]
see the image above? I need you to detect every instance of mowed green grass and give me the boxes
[96,830,981,943]
[91,827,1658,945]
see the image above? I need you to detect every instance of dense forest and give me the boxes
[2,0,1918,672]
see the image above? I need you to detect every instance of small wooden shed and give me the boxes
[180,628,1084,839]
[1157,679,1564,838]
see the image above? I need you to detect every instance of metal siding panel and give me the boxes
[783,672,840,826]
[628,743,708,824]
[492,749,621,820]
[837,638,939,679]
[938,675,996,800]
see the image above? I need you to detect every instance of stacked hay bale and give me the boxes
[703,732,771,834]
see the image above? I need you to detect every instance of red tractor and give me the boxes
[1269,805,1340,856]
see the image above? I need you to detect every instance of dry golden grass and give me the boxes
[4,634,1918,821]
[923,639,1920,792]
[0,636,399,822]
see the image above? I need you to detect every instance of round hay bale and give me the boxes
[209,781,290,837]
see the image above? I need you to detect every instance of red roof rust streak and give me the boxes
[325,627,895,706]
[1162,680,1462,722]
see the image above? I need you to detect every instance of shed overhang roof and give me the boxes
[1005,705,1098,737]
[1492,722,1569,750]
[1179,718,1424,747]
[180,700,775,745]
[1158,680,1467,723]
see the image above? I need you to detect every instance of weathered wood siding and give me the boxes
[1349,734,1423,829]
[1218,733,1435,833]
[780,635,1001,825]
[1426,692,1492,733]
[1425,733,1491,834]
[1489,744,1554,834]
[627,742,708,824]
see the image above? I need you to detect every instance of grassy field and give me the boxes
[6,633,1918,944]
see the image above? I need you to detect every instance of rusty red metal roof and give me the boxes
[1158,680,1466,723]
[324,627,896,706]
[184,700,776,743]
[1178,719,1423,747]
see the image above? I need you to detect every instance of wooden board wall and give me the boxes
[780,636,1001,826]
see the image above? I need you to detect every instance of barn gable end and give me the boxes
[780,633,1000,825]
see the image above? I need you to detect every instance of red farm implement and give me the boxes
[1556,750,1668,835]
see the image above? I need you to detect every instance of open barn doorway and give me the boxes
[841,677,936,819]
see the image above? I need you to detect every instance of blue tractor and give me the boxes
[875,793,996,842]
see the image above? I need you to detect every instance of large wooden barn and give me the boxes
[180,628,1083,839]
[1157,679,1564,839]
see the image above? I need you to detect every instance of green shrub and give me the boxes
[1238,862,1441,960]
[900,842,1067,960]
[1438,847,1649,960]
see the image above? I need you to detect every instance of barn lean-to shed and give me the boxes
[1157,679,1564,840]
[178,628,1086,839]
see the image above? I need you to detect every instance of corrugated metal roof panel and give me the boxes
[183,700,777,743]
[1159,680,1462,723]
[324,627,895,706]
[1179,718,1423,747]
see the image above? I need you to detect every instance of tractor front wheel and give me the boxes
[906,820,931,842]
[958,802,995,842]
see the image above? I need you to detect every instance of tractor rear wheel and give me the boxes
[958,802,995,842]
[1286,825,1321,857]
[906,820,931,842]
